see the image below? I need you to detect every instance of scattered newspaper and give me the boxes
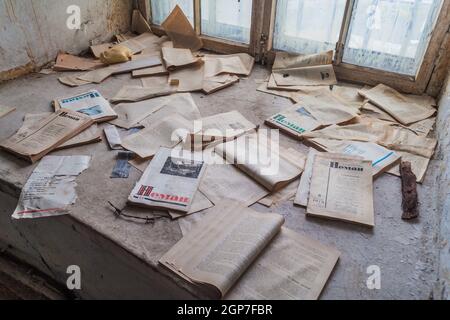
[307,153,375,227]
[54,90,118,123]
[160,201,340,300]
[12,156,91,219]
[0,109,94,163]
[128,147,206,213]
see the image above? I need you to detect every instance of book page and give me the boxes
[273,65,337,87]
[307,153,375,227]
[227,227,340,300]
[160,201,284,298]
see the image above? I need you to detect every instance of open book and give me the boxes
[0,109,94,163]
[160,201,340,300]
[128,147,206,213]
[54,90,118,123]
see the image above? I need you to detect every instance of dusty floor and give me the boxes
[0,64,449,299]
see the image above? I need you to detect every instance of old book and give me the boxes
[161,201,340,300]
[161,5,203,52]
[54,90,117,123]
[128,147,206,213]
[272,50,333,70]
[307,153,375,227]
[359,84,436,125]
[308,138,401,178]
[215,132,306,192]
[0,109,94,163]
[272,65,337,87]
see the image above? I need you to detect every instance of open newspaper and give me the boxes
[214,132,305,192]
[307,153,375,227]
[0,109,94,163]
[160,201,340,300]
[54,90,118,123]
[128,147,206,213]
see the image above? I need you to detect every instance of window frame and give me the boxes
[140,0,450,95]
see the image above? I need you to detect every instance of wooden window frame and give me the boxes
[139,0,450,95]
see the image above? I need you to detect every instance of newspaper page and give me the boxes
[214,132,305,191]
[122,113,193,159]
[359,84,436,125]
[296,88,359,126]
[110,84,177,103]
[203,53,255,77]
[307,153,375,227]
[169,61,205,92]
[187,111,256,149]
[161,47,201,71]
[128,147,206,213]
[12,156,91,219]
[104,124,123,150]
[55,90,117,123]
[138,93,202,128]
[159,201,285,298]
[110,97,168,129]
[21,112,101,150]
[0,109,94,163]
[227,227,340,300]
[272,50,333,70]
[272,65,337,87]
[161,5,203,52]
[308,138,400,177]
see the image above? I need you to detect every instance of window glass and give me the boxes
[151,0,194,26]
[273,0,347,54]
[201,0,253,44]
[343,0,443,75]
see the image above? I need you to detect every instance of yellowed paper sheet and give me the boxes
[110,97,168,129]
[204,53,255,77]
[110,85,177,103]
[273,50,333,70]
[161,5,203,52]
[273,65,337,87]
[0,109,93,163]
[359,84,436,125]
[308,153,374,227]
[162,47,201,71]
[169,62,205,92]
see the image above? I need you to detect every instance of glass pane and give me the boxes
[201,0,253,44]
[343,0,443,76]
[273,0,347,54]
[150,0,194,26]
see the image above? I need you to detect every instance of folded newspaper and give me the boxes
[128,147,207,213]
[54,90,118,123]
[0,109,94,163]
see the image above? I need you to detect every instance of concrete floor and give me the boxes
[0,65,449,300]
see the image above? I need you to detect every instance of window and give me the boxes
[342,0,443,76]
[273,0,347,54]
[150,0,194,26]
[142,0,448,94]
[201,0,253,44]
